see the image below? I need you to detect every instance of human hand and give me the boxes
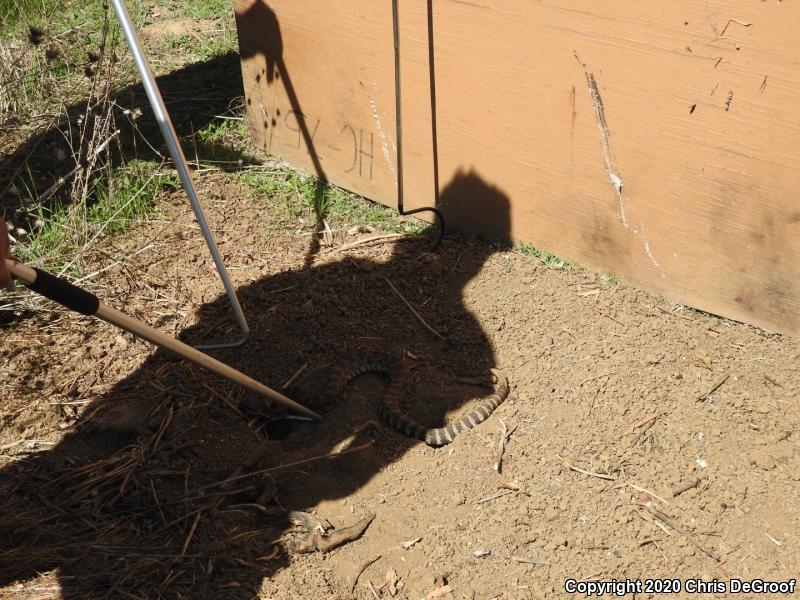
[0,218,11,289]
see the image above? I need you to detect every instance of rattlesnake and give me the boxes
[332,352,510,447]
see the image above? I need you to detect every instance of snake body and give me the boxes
[335,352,510,447]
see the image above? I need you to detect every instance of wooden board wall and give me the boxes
[234,0,800,336]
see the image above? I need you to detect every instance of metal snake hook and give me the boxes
[391,0,445,250]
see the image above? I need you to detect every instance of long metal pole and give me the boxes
[391,0,445,248]
[110,0,249,350]
[391,0,406,218]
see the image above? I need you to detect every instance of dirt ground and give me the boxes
[1,168,799,599]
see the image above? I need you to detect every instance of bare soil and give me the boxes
[1,172,798,600]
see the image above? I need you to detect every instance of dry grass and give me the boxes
[1,0,125,255]
[0,0,241,322]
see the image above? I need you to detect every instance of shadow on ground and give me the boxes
[0,169,515,598]
[1,4,522,595]
[0,50,251,224]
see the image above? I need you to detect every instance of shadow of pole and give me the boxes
[236,0,329,269]
[275,59,329,270]
[237,0,445,262]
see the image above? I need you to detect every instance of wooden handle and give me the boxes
[6,259,321,421]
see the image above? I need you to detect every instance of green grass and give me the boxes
[19,161,178,270]
[1,0,50,27]
[3,0,237,271]
[1,0,234,119]
[517,241,576,270]
[133,0,230,23]
[87,161,178,234]
[153,31,236,63]
[159,31,235,61]
[2,0,427,282]
[1,0,125,129]
[142,0,237,62]
[600,273,619,285]
[1,0,120,45]
[240,169,428,235]
[189,115,254,169]
[196,117,247,146]
[19,204,77,271]
[183,0,230,21]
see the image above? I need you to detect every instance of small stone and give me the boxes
[752,452,776,471]
[114,335,129,351]
[550,536,568,550]
[755,401,771,415]
[544,507,559,522]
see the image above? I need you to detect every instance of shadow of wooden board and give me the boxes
[234,0,800,337]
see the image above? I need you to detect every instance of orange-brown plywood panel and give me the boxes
[234,0,800,336]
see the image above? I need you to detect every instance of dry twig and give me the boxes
[492,419,511,473]
[179,512,202,558]
[641,504,719,561]
[382,276,445,341]
[282,362,308,389]
[38,128,120,205]
[697,375,730,402]
[511,556,550,566]
[625,410,668,435]
[672,476,705,498]
[566,463,616,480]
[475,490,514,504]
[628,482,670,505]
[351,554,382,592]
[580,371,616,386]
[331,233,408,253]
[195,440,375,493]
[291,512,376,554]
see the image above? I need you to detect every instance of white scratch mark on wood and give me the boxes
[369,83,396,181]
[575,53,628,228]
[641,222,661,268]
[575,54,666,273]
